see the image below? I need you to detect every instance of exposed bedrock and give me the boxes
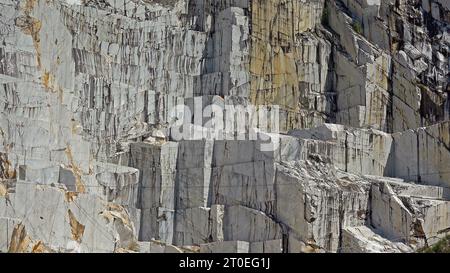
[0,0,448,252]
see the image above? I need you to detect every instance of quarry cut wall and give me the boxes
[0,0,449,253]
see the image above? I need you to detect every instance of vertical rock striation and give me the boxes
[0,0,448,252]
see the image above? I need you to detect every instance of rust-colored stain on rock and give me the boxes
[8,223,32,253]
[68,209,85,243]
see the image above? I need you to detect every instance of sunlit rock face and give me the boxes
[0,0,448,253]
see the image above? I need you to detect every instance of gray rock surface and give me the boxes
[0,0,448,252]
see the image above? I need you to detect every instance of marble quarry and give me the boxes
[0,0,449,252]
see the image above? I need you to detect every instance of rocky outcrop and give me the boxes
[340,226,413,253]
[0,0,448,253]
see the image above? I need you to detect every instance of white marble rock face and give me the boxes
[0,0,449,253]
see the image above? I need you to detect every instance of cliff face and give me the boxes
[0,0,448,253]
